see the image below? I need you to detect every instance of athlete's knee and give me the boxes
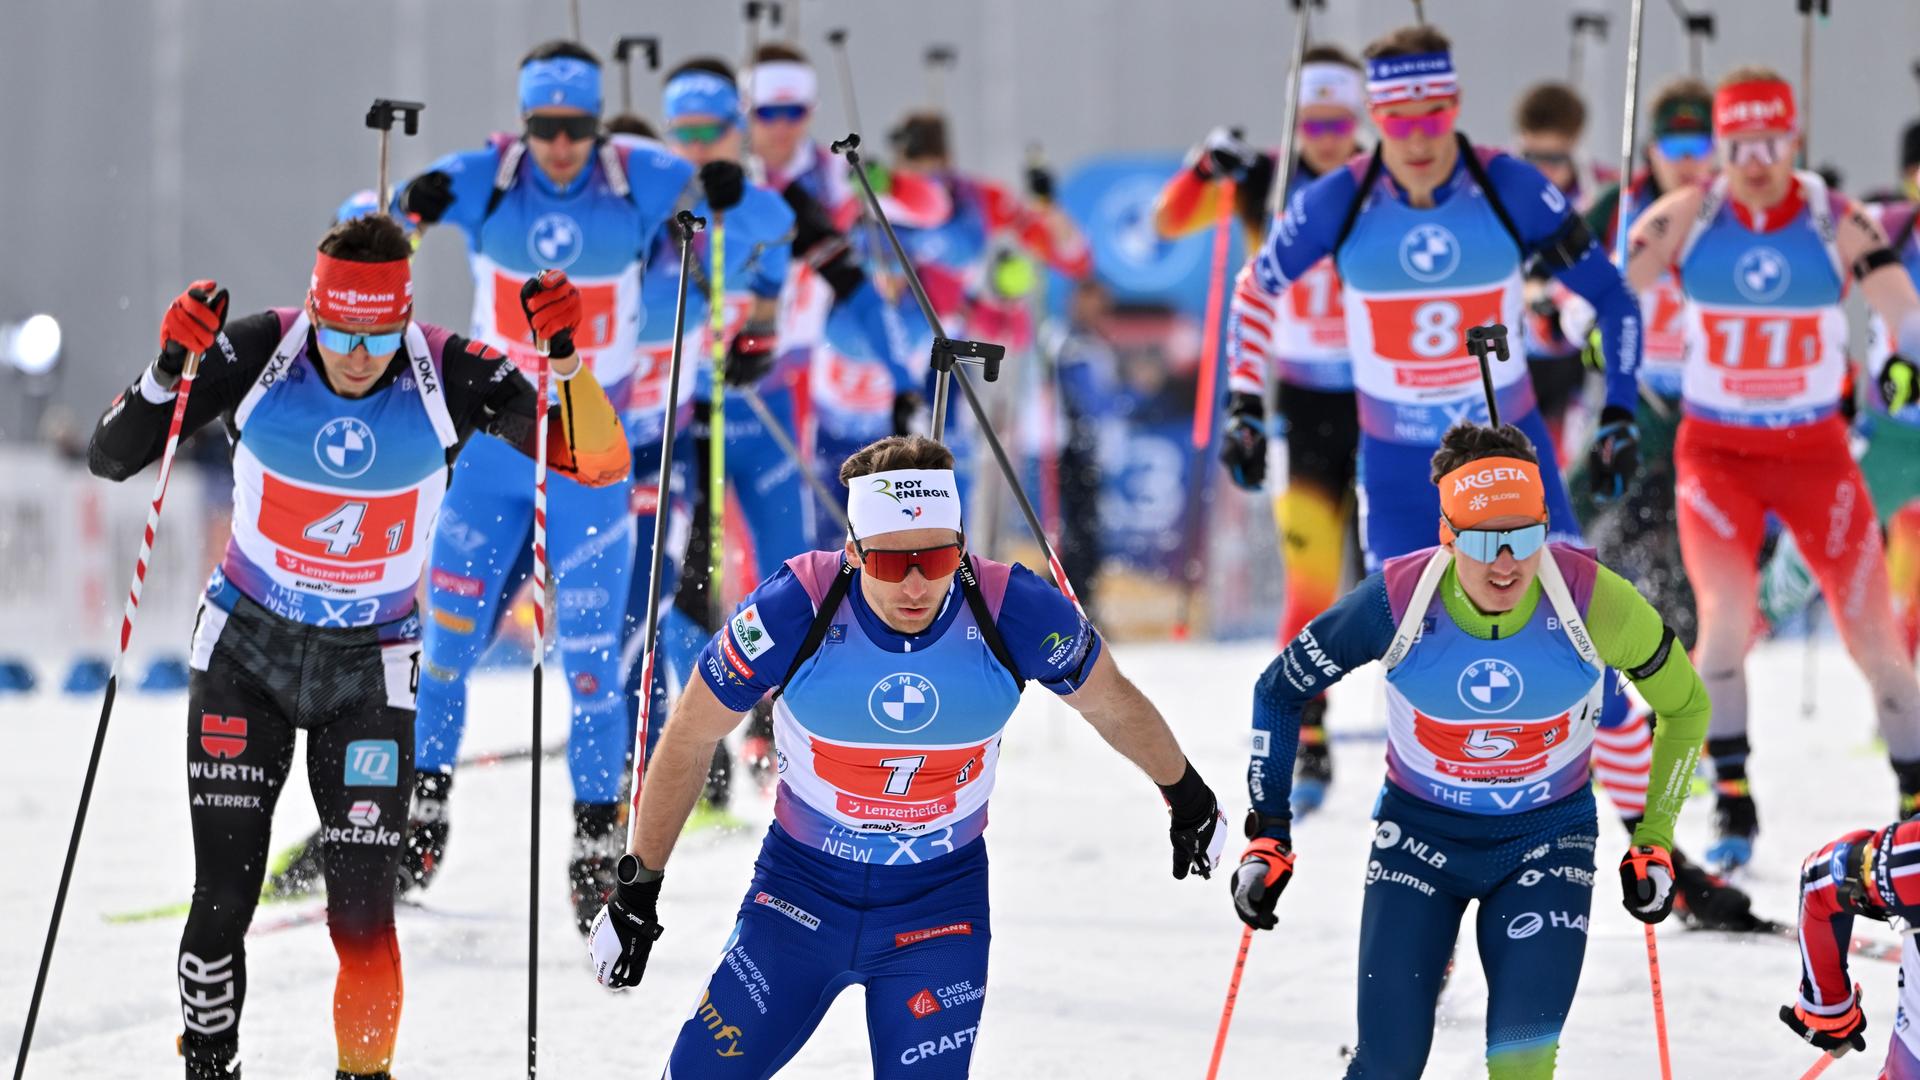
[1485,1035,1560,1080]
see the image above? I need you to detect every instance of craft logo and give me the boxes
[1399,223,1460,283]
[1457,658,1524,714]
[199,714,247,760]
[313,416,376,479]
[344,739,399,786]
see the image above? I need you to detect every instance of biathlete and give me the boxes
[1231,420,1707,1078]
[1156,43,1367,813]
[87,215,627,1079]
[586,435,1228,1077]
[1623,68,1920,867]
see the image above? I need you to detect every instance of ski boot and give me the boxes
[1671,847,1764,932]
[1291,697,1332,818]
[1706,781,1758,872]
[263,831,326,902]
[569,801,621,936]
[398,772,452,895]
[742,700,777,796]
[178,1034,240,1079]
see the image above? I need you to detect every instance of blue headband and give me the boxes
[519,57,602,115]
[663,70,740,125]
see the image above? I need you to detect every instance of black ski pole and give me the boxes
[1797,0,1829,167]
[1465,323,1512,427]
[365,99,425,214]
[1569,12,1609,86]
[924,44,957,111]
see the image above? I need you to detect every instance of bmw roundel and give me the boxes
[868,672,940,734]
[528,212,584,269]
[1457,658,1524,714]
[1733,246,1791,303]
[313,416,377,479]
[1398,223,1461,283]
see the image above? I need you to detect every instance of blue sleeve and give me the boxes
[994,565,1104,696]
[841,280,920,391]
[623,144,695,258]
[1249,573,1394,839]
[1247,166,1358,296]
[748,188,796,300]
[396,146,506,241]
[1487,155,1643,411]
[693,565,823,712]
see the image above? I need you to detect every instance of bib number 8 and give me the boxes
[1410,301,1461,359]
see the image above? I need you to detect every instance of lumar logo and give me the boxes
[1451,466,1532,494]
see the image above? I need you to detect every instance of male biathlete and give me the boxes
[1156,44,1367,813]
[586,435,1228,1077]
[1623,68,1920,867]
[87,215,626,1079]
[1231,421,1707,1079]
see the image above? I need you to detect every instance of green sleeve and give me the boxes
[1585,183,1622,246]
[1585,563,1709,852]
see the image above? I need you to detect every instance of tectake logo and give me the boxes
[868,672,939,734]
[313,416,376,479]
[347,800,381,828]
[1457,658,1524,714]
[1733,246,1791,303]
[1398,223,1460,283]
[528,213,584,269]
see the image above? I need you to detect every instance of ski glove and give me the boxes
[400,170,456,224]
[724,319,778,387]
[1160,760,1228,881]
[1026,165,1056,202]
[1219,391,1268,491]
[1780,985,1868,1056]
[158,280,230,375]
[520,270,581,358]
[1586,405,1640,503]
[700,160,747,212]
[1619,844,1676,924]
[1230,837,1295,930]
[1192,126,1254,182]
[588,856,665,989]
[1882,353,1919,414]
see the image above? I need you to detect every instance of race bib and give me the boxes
[257,473,418,573]
[1364,286,1505,384]
[1701,310,1822,398]
[1411,709,1571,782]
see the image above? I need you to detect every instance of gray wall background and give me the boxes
[6,0,1920,432]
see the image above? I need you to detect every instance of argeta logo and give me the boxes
[1398,223,1460,283]
[344,739,399,786]
[1457,658,1524,714]
[313,416,376,479]
[868,673,939,734]
[528,213,584,269]
[199,714,247,760]
[347,800,381,828]
[907,989,942,1019]
[1733,246,1791,303]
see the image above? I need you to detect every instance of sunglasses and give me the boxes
[855,541,964,584]
[1372,105,1460,140]
[753,103,810,124]
[315,324,405,356]
[668,120,733,145]
[1299,116,1357,138]
[1655,133,1714,162]
[1723,134,1794,167]
[1448,521,1548,563]
[525,114,599,142]
[1522,149,1574,168]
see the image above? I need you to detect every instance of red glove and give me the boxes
[158,280,229,372]
[1230,836,1295,930]
[1780,984,1868,1056]
[519,270,583,357]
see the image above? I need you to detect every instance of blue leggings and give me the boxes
[665,825,991,1078]
[415,432,634,804]
[1347,785,1598,1079]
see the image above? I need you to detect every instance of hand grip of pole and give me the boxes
[1465,323,1511,427]
[365,98,425,135]
[615,35,660,70]
[932,338,1004,383]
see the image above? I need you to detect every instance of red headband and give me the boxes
[309,251,412,327]
[1713,80,1796,139]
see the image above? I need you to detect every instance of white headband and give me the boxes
[1299,62,1364,115]
[747,60,817,108]
[847,469,963,541]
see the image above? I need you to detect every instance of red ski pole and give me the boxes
[1798,1051,1841,1079]
[1204,925,1256,1079]
[1173,178,1238,641]
[14,345,208,1080]
[1644,923,1674,1080]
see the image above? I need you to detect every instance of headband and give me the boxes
[309,251,411,327]
[847,468,962,541]
[1365,51,1458,107]
[519,57,602,115]
[1714,80,1796,138]
[747,60,817,108]
[664,70,741,125]
[1437,456,1547,538]
[1300,62,1365,115]
[1652,94,1712,138]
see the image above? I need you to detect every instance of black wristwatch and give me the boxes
[616,853,662,886]
[1244,810,1290,841]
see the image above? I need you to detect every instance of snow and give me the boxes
[0,637,1899,1078]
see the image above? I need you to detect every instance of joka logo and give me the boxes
[1734,246,1791,303]
[347,800,381,828]
[1457,658,1524,714]
[907,989,943,1019]
[344,739,399,786]
[869,673,940,734]
[199,715,247,760]
[528,213,584,269]
[1398,223,1460,283]
[313,416,376,479]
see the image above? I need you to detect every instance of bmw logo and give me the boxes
[313,416,376,479]
[1457,658,1524,714]
[868,672,940,734]
[1398,223,1461,283]
[528,213,584,269]
[1733,246,1790,303]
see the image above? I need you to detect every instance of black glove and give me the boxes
[723,318,777,387]
[1218,391,1268,491]
[1780,987,1868,1056]
[1160,760,1228,881]
[892,391,924,437]
[1882,353,1919,414]
[1026,165,1055,202]
[587,856,665,989]
[1618,844,1676,924]
[700,160,746,212]
[400,170,456,225]
[1586,405,1640,502]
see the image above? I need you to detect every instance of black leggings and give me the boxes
[179,596,416,1075]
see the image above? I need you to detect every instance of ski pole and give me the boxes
[613,36,660,115]
[13,344,210,1080]
[1644,923,1674,1080]
[1264,0,1318,223]
[626,212,705,837]
[1175,174,1238,640]
[1568,13,1609,87]
[567,0,581,42]
[1799,1050,1842,1079]
[832,134,1090,619]
[525,291,556,1080]
[1612,0,1646,272]
[1204,925,1256,1080]
[924,44,956,111]
[365,99,425,214]
[1797,0,1828,166]
[706,216,728,629]
[1465,323,1512,426]
[739,385,851,533]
